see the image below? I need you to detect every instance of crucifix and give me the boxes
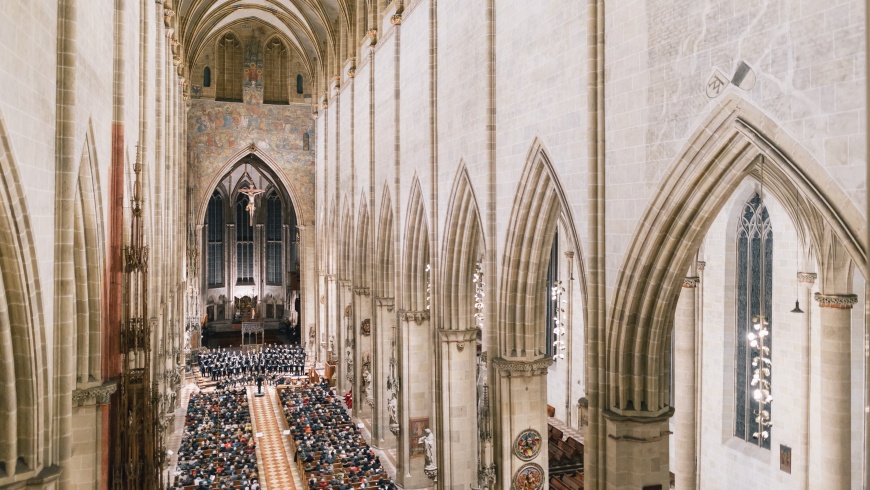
[238,167,264,225]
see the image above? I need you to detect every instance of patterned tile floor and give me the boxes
[249,385,298,490]
[548,416,584,443]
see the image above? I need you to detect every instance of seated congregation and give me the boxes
[280,379,397,489]
[169,388,260,490]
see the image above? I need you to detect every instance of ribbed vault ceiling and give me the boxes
[175,0,349,98]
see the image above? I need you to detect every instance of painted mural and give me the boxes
[187,98,315,225]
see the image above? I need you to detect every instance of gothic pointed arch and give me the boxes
[338,197,352,282]
[355,192,370,289]
[195,147,308,227]
[402,178,429,312]
[375,185,394,300]
[0,112,48,484]
[498,138,586,360]
[73,126,105,386]
[607,94,867,416]
[440,163,485,332]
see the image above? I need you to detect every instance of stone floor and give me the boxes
[548,416,584,443]
[248,385,299,490]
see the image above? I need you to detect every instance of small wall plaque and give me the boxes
[780,444,792,474]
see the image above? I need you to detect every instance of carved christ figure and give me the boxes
[239,182,265,226]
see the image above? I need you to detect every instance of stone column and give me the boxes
[437,328,479,489]
[815,292,858,490]
[372,297,397,448]
[674,277,699,490]
[492,358,551,490]
[797,272,816,488]
[397,311,433,489]
[603,409,672,490]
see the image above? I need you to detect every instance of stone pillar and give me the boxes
[397,311,433,489]
[372,297,397,448]
[604,409,672,490]
[492,358,551,490]
[674,277,698,490]
[814,292,857,490]
[436,328,479,489]
[797,272,816,488]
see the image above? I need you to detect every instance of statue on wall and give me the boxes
[345,344,354,384]
[477,352,491,441]
[363,357,373,407]
[418,428,437,481]
[387,392,398,427]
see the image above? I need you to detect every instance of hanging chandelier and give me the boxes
[748,156,772,445]
[551,281,566,360]
[473,257,485,330]
[426,263,431,311]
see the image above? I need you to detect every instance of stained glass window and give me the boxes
[735,193,772,449]
[206,192,223,287]
[236,196,254,284]
[266,192,282,285]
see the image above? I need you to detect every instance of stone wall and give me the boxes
[316,0,867,488]
[187,99,315,225]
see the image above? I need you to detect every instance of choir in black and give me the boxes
[198,345,307,388]
[281,380,397,489]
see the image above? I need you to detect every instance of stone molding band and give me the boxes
[353,287,371,296]
[72,380,119,407]
[437,328,479,351]
[492,357,553,377]
[399,310,430,324]
[682,277,700,288]
[814,293,858,309]
[797,272,817,284]
[603,406,675,423]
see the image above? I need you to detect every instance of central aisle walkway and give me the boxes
[248,386,298,490]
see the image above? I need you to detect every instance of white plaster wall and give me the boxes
[0,0,58,362]
[603,0,867,298]
[697,180,865,489]
[373,29,396,243]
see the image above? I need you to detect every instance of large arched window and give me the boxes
[266,192,283,284]
[216,32,243,102]
[264,38,288,104]
[236,195,254,284]
[207,192,224,287]
[734,192,773,448]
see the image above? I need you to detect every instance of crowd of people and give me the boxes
[169,388,260,490]
[280,380,397,489]
[198,345,307,387]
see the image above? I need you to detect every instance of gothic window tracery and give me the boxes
[734,192,773,448]
[206,192,224,287]
[236,195,254,284]
[216,32,242,102]
[266,192,282,285]
[264,38,288,104]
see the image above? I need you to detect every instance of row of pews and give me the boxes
[548,423,584,490]
[278,381,392,489]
